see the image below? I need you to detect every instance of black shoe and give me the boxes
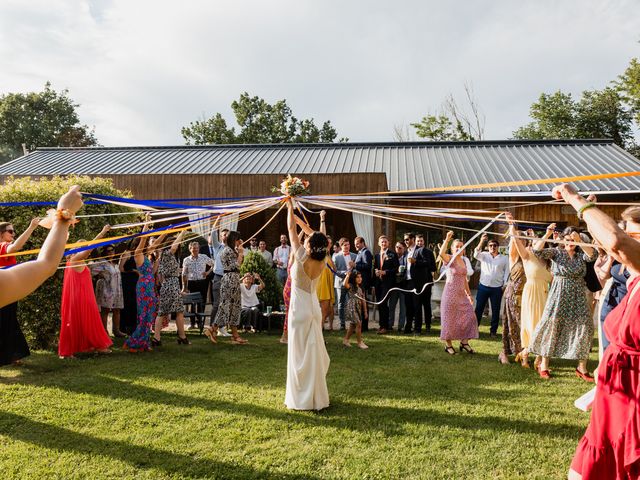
[151,337,161,347]
[177,336,191,345]
[489,332,498,338]
[459,342,475,354]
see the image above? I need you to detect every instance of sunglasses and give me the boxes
[3,229,15,234]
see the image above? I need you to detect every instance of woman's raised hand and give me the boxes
[57,185,83,214]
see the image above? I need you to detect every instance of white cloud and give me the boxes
[0,0,639,145]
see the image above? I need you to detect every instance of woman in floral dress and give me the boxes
[207,230,247,344]
[91,245,125,337]
[124,221,166,353]
[153,230,189,346]
[438,231,479,355]
[529,226,596,380]
[498,232,525,365]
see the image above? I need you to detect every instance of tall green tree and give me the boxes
[0,82,98,163]
[410,84,485,141]
[181,92,342,145]
[513,88,634,149]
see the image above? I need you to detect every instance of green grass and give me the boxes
[0,325,596,479]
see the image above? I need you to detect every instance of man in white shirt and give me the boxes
[473,233,510,337]
[181,241,214,329]
[258,240,273,265]
[273,234,291,285]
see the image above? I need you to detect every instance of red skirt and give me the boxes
[59,265,113,357]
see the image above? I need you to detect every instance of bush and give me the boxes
[0,176,136,349]
[240,251,283,308]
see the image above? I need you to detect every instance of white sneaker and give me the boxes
[218,326,232,337]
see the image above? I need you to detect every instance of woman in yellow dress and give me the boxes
[506,213,552,369]
[315,210,335,330]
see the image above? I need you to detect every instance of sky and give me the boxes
[1,0,639,146]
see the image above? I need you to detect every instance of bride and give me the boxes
[284,199,331,411]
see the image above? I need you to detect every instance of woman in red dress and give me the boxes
[59,225,113,359]
[552,184,640,480]
[0,217,41,366]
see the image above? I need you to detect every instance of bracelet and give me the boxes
[577,202,596,220]
[56,208,75,222]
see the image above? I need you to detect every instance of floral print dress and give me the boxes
[157,250,184,317]
[124,257,157,351]
[214,247,241,327]
[529,248,597,360]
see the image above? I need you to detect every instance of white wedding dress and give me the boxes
[285,246,330,410]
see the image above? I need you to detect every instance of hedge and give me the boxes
[0,176,136,349]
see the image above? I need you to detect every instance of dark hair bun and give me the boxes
[308,231,328,261]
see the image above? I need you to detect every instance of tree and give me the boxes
[410,83,485,141]
[0,82,98,163]
[181,92,342,145]
[618,57,640,124]
[513,88,634,150]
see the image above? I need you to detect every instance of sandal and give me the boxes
[97,348,112,354]
[204,328,217,344]
[444,346,456,355]
[177,336,191,345]
[231,336,248,345]
[342,340,352,348]
[498,351,510,364]
[459,343,475,354]
[357,342,369,350]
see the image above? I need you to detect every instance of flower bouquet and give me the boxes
[272,174,310,197]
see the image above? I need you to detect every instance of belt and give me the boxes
[214,273,223,278]
[224,269,239,274]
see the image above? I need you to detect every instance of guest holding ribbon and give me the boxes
[528,225,597,380]
[0,217,41,366]
[124,220,165,353]
[206,230,248,345]
[59,225,114,359]
[544,185,640,480]
[438,231,479,355]
[153,230,190,346]
[316,211,336,331]
[0,186,83,308]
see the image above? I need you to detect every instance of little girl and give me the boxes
[343,271,368,349]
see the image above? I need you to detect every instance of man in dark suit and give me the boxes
[354,236,373,331]
[405,233,437,334]
[374,235,399,334]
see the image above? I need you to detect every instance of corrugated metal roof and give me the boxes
[1,139,639,193]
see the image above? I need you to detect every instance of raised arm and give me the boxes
[69,225,111,266]
[0,186,83,307]
[533,223,555,251]
[170,229,188,255]
[7,217,41,254]
[438,231,454,263]
[474,232,488,256]
[505,212,529,261]
[134,217,152,266]
[287,201,302,251]
[319,210,326,235]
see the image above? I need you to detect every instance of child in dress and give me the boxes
[342,271,369,349]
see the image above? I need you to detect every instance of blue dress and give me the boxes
[124,257,157,351]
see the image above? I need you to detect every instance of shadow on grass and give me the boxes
[0,411,320,479]
[10,373,584,440]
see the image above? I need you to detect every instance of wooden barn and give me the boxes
[1,139,639,250]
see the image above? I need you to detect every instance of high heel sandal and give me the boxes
[459,342,475,354]
[177,336,191,345]
[151,338,161,347]
[444,346,456,355]
[204,327,217,344]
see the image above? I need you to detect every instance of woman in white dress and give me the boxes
[284,200,331,411]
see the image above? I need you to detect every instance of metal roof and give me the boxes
[1,139,639,193]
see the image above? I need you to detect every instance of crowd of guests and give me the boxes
[1,183,640,476]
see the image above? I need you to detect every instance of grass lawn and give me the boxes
[0,325,596,479]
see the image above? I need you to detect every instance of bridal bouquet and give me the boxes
[272,175,310,197]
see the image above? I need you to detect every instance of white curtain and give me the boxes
[188,213,212,239]
[352,212,374,250]
[188,211,239,240]
[221,212,239,232]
